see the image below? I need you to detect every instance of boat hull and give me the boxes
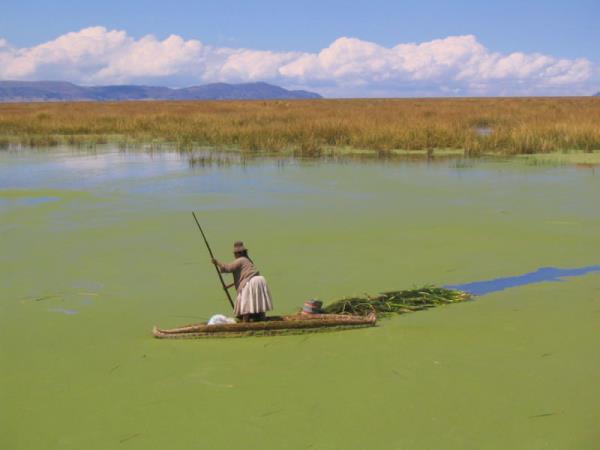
[153,313,377,338]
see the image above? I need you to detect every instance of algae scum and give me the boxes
[1,149,599,450]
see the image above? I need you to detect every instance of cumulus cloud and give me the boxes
[0,26,596,96]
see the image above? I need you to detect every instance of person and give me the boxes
[212,241,273,322]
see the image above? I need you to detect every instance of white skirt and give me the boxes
[235,276,274,315]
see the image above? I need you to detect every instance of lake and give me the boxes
[1,148,599,449]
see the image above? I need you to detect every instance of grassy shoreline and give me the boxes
[1,97,599,156]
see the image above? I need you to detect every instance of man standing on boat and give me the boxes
[212,241,274,322]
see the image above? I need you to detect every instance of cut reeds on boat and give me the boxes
[152,286,471,338]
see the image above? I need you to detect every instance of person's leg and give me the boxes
[249,312,265,322]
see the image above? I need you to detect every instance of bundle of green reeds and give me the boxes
[322,286,471,317]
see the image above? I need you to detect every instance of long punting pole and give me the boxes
[192,212,235,310]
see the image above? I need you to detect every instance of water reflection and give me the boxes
[0,196,59,211]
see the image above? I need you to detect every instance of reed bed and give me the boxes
[1,97,599,155]
[323,286,472,316]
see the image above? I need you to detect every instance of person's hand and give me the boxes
[211,258,218,265]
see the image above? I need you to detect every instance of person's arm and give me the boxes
[211,258,241,274]
[210,259,235,289]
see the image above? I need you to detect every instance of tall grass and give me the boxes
[0,97,599,155]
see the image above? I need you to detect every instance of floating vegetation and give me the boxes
[322,286,472,317]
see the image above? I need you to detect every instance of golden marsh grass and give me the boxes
[0,97,599,155]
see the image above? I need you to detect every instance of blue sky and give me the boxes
[1,0,598,96]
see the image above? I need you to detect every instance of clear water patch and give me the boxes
[446,265,600,295]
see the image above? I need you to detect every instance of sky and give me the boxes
[1,0,598,97]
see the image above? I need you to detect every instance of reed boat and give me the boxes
[152,313,377,338]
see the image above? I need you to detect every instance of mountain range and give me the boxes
[0,81,322,102]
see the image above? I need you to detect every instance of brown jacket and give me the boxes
[219,257,259,292]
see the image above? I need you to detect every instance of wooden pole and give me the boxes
[192,212,235,310]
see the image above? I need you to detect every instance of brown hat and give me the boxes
[233,241,247,252]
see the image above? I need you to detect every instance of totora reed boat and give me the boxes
[153,313,377,338]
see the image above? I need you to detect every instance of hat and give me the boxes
[233,241,247,252]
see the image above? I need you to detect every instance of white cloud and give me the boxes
[214,49,302,82]
[0,26,596,96]
[92,34,205,83]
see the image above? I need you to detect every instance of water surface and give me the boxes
[447,265,600,295]
[1,148,599,450]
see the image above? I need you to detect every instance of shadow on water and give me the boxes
[446,265,600,295]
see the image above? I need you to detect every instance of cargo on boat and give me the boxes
[153,313,377,338]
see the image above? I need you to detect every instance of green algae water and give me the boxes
[1,148,599,450]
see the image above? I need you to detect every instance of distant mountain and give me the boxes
[0,81,322,102]
[595,92,600,96]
